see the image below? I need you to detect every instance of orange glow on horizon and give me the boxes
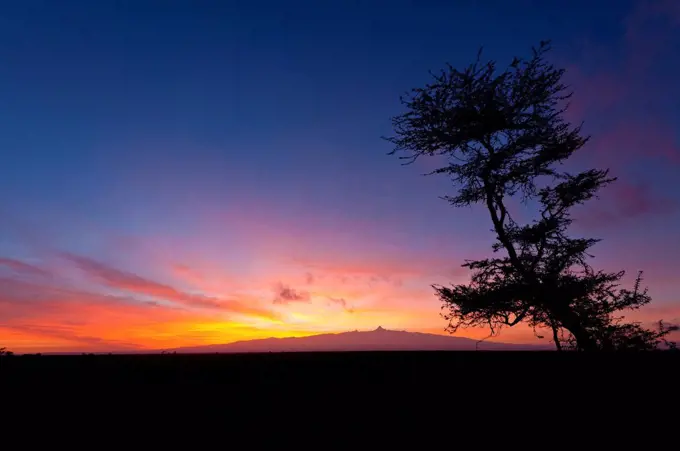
[1,236,678,354]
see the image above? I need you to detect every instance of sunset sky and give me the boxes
[1,0,679,353]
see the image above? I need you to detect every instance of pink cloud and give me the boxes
[328,297,352,311]
[85,210,464,328]
[272,282,311,304]
[60,252,278,320]
[198,200,473,291]
[0,257,51,278]
[0,277,167,322]
[564,0,680,168]
[290,253,468,283]
[167,261,247,297]
[575,179,676,228]
[171,263,205,285]
[563,66,626,124]
[589,121,680,168]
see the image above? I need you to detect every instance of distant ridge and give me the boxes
[164,326,546,353]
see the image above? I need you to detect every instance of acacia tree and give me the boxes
[385,41,676,351]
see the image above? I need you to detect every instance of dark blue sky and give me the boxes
[1,0,679,351]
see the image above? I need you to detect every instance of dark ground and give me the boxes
[2,350,678,385]
[2,351,678,436]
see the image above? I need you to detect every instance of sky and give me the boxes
[1,0,679,353]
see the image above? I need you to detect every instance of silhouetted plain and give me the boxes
[2,351,678,385]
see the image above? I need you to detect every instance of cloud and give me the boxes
[1,279,169,325]
[329,297,354,313]
[0,277,174,322]
[273,283,311,305]
[1,324,142,351]
[292,254,467,283]
[60,252,277,320]
[0,257,51,278]
[588,122,680,168]
[575,180,676,228]
[559,2,680,230]
[329,297,347,307]
[564,1,680,168]
[211,203,471,285]
[563,67,625,125]
[0,276,261,352]
[172,263,205,284]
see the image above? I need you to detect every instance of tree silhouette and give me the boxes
[385,41,677,351]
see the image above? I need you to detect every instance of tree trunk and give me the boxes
[562,318,598,351]
[551,324,562,351]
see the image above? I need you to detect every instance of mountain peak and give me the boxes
[165,327,546,353]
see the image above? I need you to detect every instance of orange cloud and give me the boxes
[1,324,144,351]
[0,276,292,353]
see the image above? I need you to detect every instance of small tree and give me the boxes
[385,41,676,351]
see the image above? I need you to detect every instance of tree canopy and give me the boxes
[386,41,677,351]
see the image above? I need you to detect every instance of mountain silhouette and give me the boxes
[165,327,546,353]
